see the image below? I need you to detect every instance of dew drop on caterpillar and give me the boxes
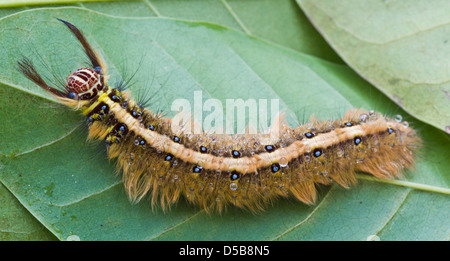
[16,19,421,214]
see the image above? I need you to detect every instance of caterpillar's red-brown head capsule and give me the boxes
[66,68,103,100]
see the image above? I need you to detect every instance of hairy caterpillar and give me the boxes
[17,19,421,214]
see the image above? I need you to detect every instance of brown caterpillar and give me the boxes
[17,19,421,213]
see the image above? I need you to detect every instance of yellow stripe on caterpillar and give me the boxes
[82,91,109,115]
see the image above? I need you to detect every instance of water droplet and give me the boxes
[369,110,375,117]
[304,155,311,162]
[279,157,288,167]
[359,113,369,124]
[230,183,238,191]
[67,235,80,241]
[403,121,409,127]
[395,115,403,122]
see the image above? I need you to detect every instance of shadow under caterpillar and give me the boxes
[17,19,421,213]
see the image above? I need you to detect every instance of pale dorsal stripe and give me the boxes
[103,95,406,174]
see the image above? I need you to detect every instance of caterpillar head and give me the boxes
[66,67,104,100]
[17,19,107,102]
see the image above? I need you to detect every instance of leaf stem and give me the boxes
[220,0,252,35]
[356,174,450,195]
[143,0,162,17]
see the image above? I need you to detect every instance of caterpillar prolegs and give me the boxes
[17,20,421,213]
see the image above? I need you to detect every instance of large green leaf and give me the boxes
[0,7,448,241]
[0,0,343,241]
[0,183,56,240]
[0,0,343,63]
[297,0,450,134]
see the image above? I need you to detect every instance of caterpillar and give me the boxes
[17,19,421,213]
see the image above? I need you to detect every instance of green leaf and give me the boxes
[0,183,57,240]
[297,0,450,133]
[0,7,448,241]
[0,0,343,64]
[0,0,344,241]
